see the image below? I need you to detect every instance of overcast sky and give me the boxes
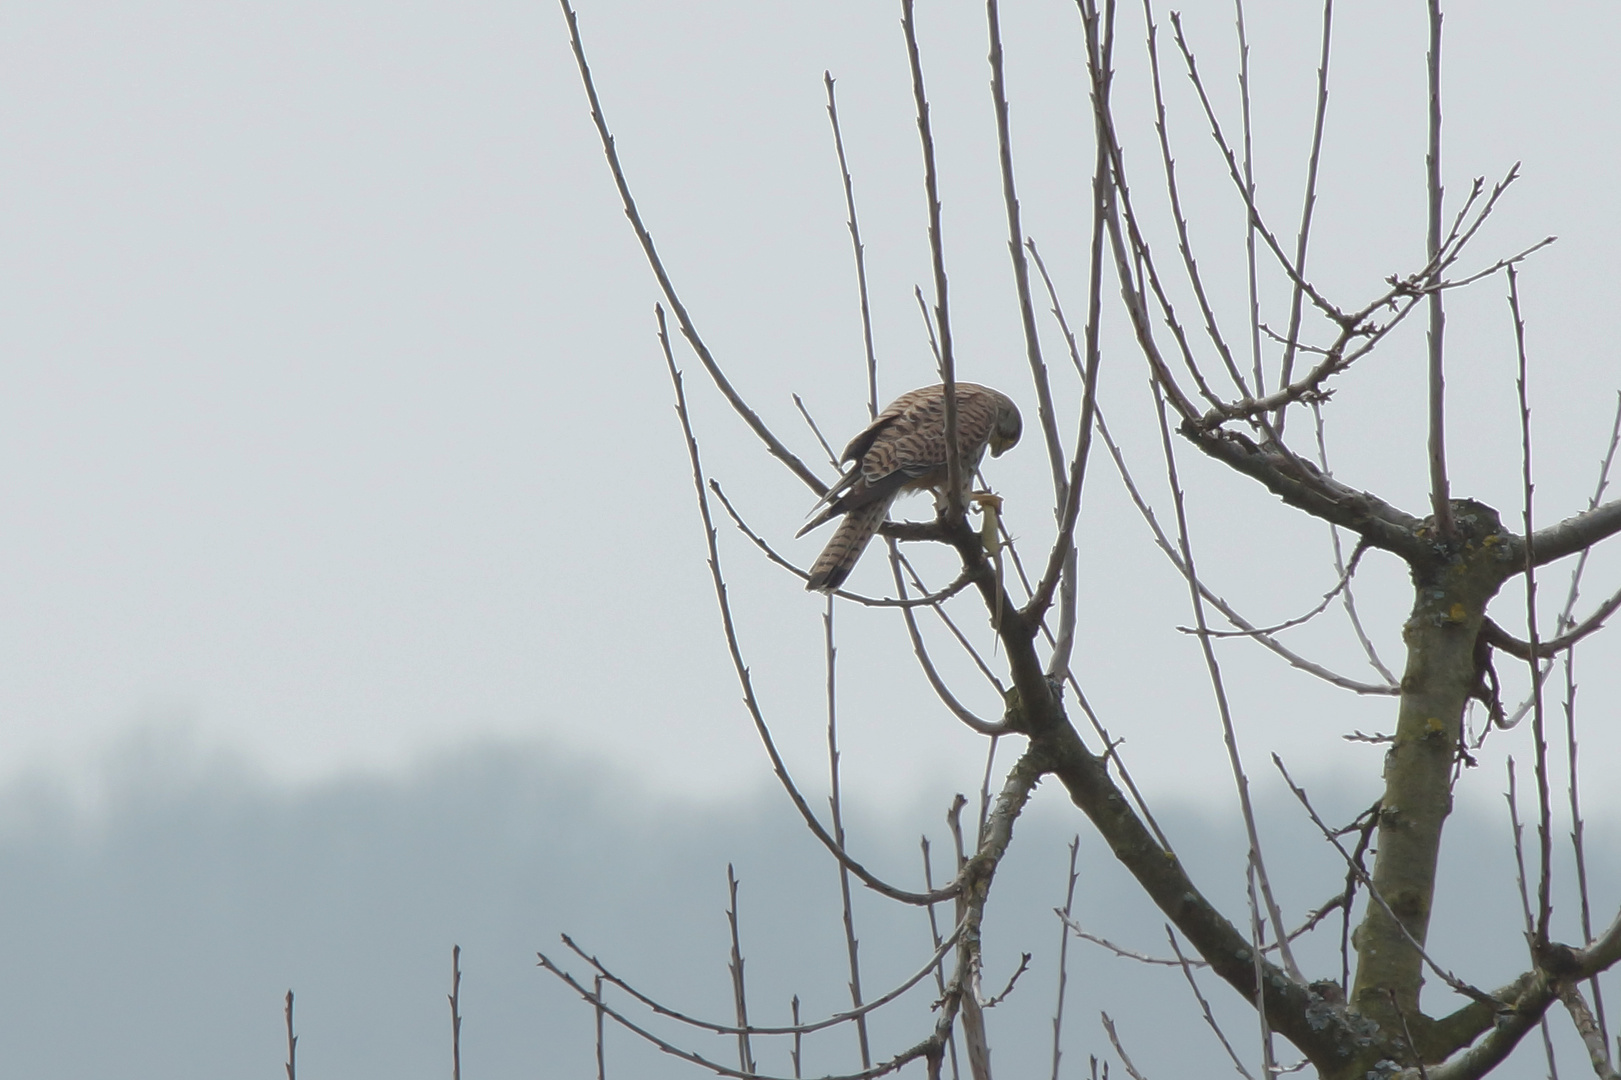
[1,1,1618,1076]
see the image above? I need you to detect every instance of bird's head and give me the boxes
[988,393,1022,457]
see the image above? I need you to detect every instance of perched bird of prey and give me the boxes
[798,383,1022,593]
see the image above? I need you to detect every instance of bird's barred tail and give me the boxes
[805,500,890,593]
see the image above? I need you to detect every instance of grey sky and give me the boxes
[2,0,1619,1075]
[2,0,1617,808]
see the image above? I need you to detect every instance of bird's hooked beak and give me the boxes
[988,400,1022,456]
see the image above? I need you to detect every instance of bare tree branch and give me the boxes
[1559,983,1621,1080]
[560,0,827,495]
[1274,0,1335,435]
[1050,836,1082,1080]
[886,541,1006,736]
[1423,0,1455,538]
[1178,540,1369,639]
[1150,382,1301,981]
[1138,0,1250,398]
[537,956,947,1080]
[710,478,973,607]
[1509,264,1556,949]
[900,0,964,521]
[1102,1013,1152,1080]
[725,865,757,1074]
[1312,403,1400,683]
[825,601,874,1070]
[657,305,962,906]
[985,0,1065,503]
[1167,928,1257,1080]
[1505,760,1562,1079]
[553,917,966,1039]
[1478,529,1621,645]
[823,74,881,421]
[1527,500,1621,567]
[1275,756,1499,1007]
[1167,12,1346,326]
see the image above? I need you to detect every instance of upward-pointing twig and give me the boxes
[1274,0,1336,436]
[284,990,297,1080]
[900,0,963,520]
[725,865,755,1075]
[825,599,874,1069]
[1424,0,1454,538]
[1508,265,1554,949]
[985,0,1066,504]
[824,74,880,421]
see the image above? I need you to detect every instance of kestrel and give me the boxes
[798,383,1022,593]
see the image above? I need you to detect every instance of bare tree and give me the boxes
[544,2,1621,1078]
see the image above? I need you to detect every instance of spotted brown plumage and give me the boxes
[798,383,1022,593]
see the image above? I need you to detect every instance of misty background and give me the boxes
[2,735,1612,1077]
[1,0,1618,1076]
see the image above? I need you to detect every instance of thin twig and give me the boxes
[985,0,1065,503]
[1424,0,1454,537]
[1167,929,1256,1080]
[1095,400,1396,695]
[824,74,880,420]
[1138,0,1249,398]
[1151,380,1301,981]
[559,0,826,495]
[558,918,967,1039]
[791,996,803,1080]
[983,954,1032,1009]
[898,550,1006,690]
[923,837,964,1080]
[900,0,963,520]
[977,736,1001,846]
[1509,264,1554,948]
[595,974,607,1080]
[1312,403,1399,683]
[885,542,1005,735]
[1179,540,1369,639]
[1246,857,1279,1078]
[656,305,959,906]
[1508,760,1563,1080]
[711,479,972,608]
[1338,803,1379,993]
[1167,13,1345,327]
[826,599,874,1070]
[284,990,297,1080]
[450,945,464,1080]
[1101,1013,1151,1080]
[1275,756,1499,1006]
[1060,915,1194,967]
[1565,640,1610,1047]
[726,865,756,1075]
[794,393,841,469]
[1234,0,1264,402]
[1274,0,1335,435]
[540,956,944,1080]
[1502,393,1621,726]
[1095,9,1223,418]
[1051,837,1081,1080]
[1387,988,1431,1080]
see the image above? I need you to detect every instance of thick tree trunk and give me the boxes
[1351,501,1517,1057]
